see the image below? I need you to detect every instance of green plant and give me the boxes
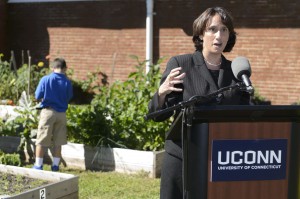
[0,54,15,101]
[0,53,48,104]
[69,69,107,105]
[0,116,18,136]
[1,54,170,151]
[12,91,39,152]
[0,91,39,158]
[0,118,19,137]
[66,104,112,147]
[92,56,171,151]
[0,150,21,166]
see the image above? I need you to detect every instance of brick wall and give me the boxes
[3,0,300,105]
[227,28,300,105]
[6,1,147,83]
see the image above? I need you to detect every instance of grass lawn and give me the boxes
[31,165,160,199]
[72,170,160,199]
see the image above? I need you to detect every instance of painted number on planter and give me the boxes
[40,188,46,199]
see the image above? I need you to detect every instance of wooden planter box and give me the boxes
[0,164,78,199]
[65,143,164,178]
[0,136,164,178]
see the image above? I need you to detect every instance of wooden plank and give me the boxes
[153,150,164,178]
[0,165,78,199]
[8,178,78,199]
[0,164,75,181]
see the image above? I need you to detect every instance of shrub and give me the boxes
[92,56,171,151]
[0,119,19,137]
[66,104,112,147]
[0,150,21,166]
[0,55,14,101]
[0,53,48,104]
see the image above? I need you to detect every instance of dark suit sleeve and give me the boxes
[148,57,183,122]
[239,90,251,105]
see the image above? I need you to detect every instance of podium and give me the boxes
[167,105,300,199]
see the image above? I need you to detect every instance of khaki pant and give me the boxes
[36,108,67,147]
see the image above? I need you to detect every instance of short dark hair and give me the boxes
[51,58,67,69]
[192,7,236,52]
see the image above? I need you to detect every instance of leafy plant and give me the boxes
[0,53,48,104]
[0,55,15,101]
[0,91,39,141]
[92,56,171,151]
[66,104,112,147]
[12,91,39,152]
[1,54,170,151]
[0,119,20,137]
[0,150,21,166]
[69,69,107,105]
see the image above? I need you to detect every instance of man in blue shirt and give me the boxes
[33,57,73,171]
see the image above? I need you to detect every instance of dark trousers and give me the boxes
[160,151,183,199]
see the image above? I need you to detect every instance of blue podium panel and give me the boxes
[211,139,288,181]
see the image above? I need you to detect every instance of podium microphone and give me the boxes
[231,56,254,94]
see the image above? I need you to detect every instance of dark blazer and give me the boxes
[148,51,250,159]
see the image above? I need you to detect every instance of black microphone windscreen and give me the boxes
[231,56,251,80]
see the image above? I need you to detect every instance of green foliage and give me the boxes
[0,53,46,150]
[0,150,21,166]
[66,104,112,147]
[13,91,39,151]
[92,56,171,151]
[0,119,19,137]
[69,69,107,105]
[73,69,107,93]
[0,54,169,151]
[0,56,16,102]
[0,91,39,153]
[0,54,48,104]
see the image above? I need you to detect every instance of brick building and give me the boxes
[1,0,300,105]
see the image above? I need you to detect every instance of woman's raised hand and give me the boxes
[158,67,186,97]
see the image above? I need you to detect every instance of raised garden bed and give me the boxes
[0,136,164,178]
[0,171,49,197]
[0,164,78,199]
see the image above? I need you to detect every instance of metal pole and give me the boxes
[28,56,31,97]
[145,0,153,74]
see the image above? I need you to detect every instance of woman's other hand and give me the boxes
[158,67,186,106]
